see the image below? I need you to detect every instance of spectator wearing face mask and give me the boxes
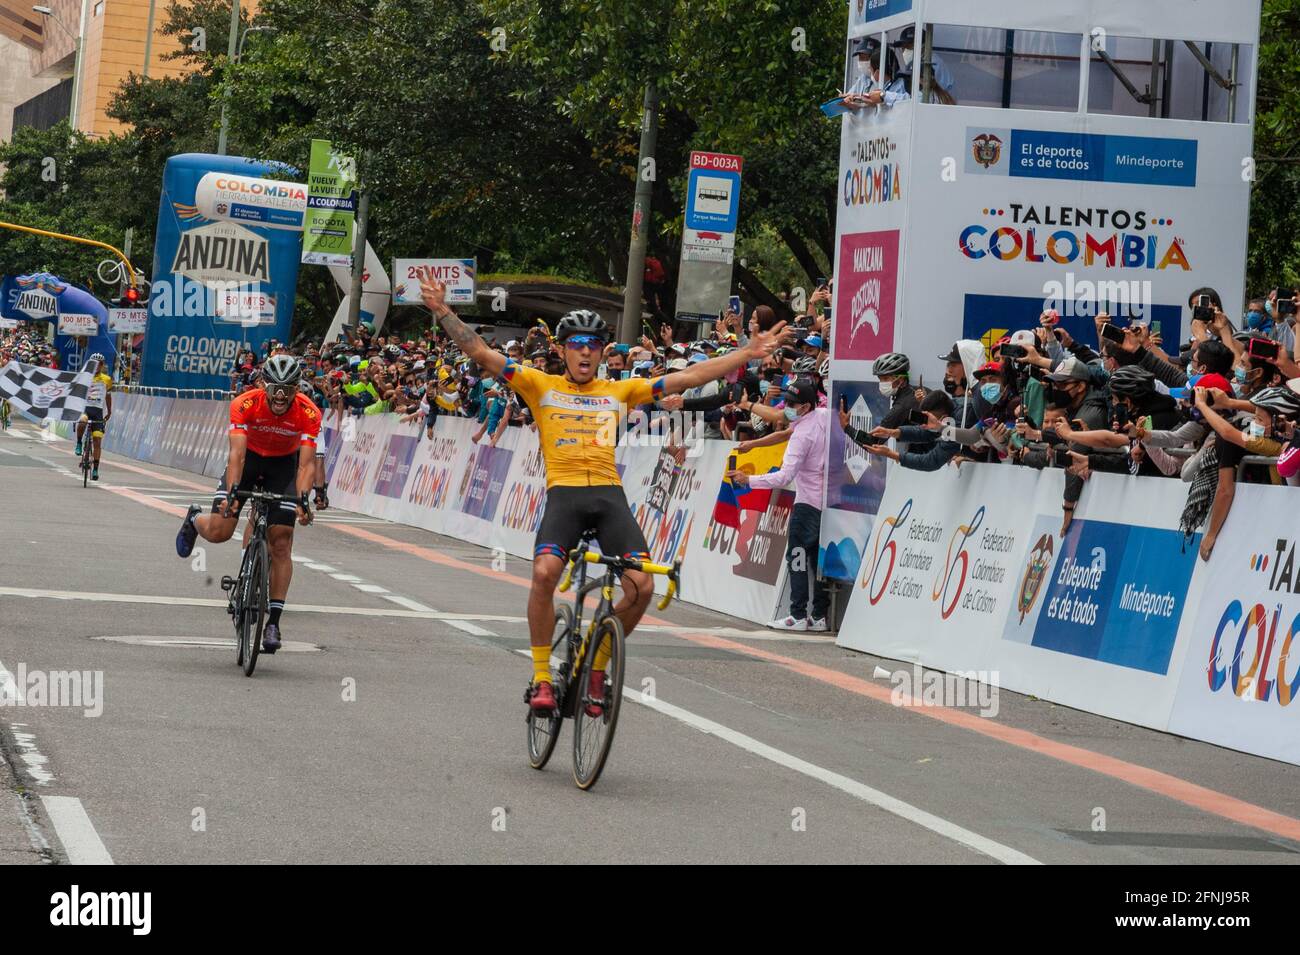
[840,352,918,448]
[726,378,830,632]
[891,25,956,104]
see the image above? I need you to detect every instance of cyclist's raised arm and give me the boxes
[420,277,506,378]
[658,321,787,397]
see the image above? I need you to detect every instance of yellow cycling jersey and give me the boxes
[85,372,112,412]
[502,359,663,488]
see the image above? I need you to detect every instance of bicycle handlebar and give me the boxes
[560,549,682,609]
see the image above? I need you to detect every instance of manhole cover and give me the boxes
[92,635,321,653]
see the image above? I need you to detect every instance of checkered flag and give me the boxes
[0,360,92,422]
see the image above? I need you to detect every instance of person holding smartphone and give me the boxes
[839,352,918,450]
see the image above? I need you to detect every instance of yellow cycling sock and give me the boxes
[530,644,552,684]
[592,634,611,673]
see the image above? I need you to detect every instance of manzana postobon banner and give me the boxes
[301,139,357,268]
[144,154,302,389]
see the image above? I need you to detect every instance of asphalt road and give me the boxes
[2,421,1299,865]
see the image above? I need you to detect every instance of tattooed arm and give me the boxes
[419,277,506,377]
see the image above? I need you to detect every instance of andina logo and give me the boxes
[1206,539,1300,704]
[933,506,985,620]
[862,498,912,604]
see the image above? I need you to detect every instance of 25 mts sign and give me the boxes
[392,258,477,306]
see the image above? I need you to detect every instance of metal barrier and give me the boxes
[115,385,233,400]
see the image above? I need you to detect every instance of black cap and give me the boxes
[890,25,915,47]
[784,377,818,407]
[850,36,880,56]
[938,343,962,363]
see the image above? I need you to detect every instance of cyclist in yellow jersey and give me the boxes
[420,277,787,713]
[75,353,113,481]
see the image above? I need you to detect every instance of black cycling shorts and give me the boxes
[212,449,300,527]
[534,485,649,564]
[83,408,106,436]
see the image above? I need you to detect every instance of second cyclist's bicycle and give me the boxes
[219,489,302,677]
[526,535,681,790]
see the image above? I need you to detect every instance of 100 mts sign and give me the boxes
[690,151,743,173]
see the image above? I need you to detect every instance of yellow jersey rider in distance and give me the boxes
[418,276,787,715]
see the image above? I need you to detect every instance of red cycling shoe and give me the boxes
[529,681,556,712]
[584,669,606,718]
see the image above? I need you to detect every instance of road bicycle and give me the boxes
[79,422,95,487]
[526,534,681,790]
[219,489,302,677]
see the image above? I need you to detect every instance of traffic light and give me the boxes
[110,285,148,309]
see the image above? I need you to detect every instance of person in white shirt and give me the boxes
[891,25,956,104]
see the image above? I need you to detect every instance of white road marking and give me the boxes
[506,647,1036,863]
[92,635,320,653]
[329,573,362,582]
[0,586,517,622]
[9,726,54,785]
[445,620,497,637]
[353,583,390,594]
[629,690,1041,865]
[382,595,437,612]
[305,563,336,572]
[40,795,113,865]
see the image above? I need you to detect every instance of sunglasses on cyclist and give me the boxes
[564,335,606,351]
[266,384,295,401]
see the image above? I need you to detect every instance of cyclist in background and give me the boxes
[75,353,113,481]
[174,356,319,654]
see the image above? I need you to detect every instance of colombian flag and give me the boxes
[713,441,787,528]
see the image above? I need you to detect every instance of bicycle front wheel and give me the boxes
[527,604,572,770]
[240,538,269,677]
[572,615,625,791]
[82,451,89,487]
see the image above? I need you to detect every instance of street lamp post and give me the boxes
[217,16,273,156]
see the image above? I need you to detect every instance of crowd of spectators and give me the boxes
[0,323,61,368]
[231,288,834,451]
[853,286,1300,561]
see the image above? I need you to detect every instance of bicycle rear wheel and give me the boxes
[82,449,89,487]
[572,615,625,790]
[526,605,572,770]
[241,538,269,677]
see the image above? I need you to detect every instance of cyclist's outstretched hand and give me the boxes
[419,275,448,313]
[746,320,788,359]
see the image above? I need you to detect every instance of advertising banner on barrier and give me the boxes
[1169,484,1300,765]
[839,465,1204,731]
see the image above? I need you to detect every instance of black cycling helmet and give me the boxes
[555,309,608,342]
[1249,385,1300,416]
[262,354,302,388]
[873,352,910,377]
[1107,365,1155,399]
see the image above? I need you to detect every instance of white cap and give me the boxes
[506,340,521,350]
[666,358,689,371]
[1010,329,1036,347]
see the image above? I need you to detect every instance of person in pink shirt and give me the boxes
[726,378,830,631]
